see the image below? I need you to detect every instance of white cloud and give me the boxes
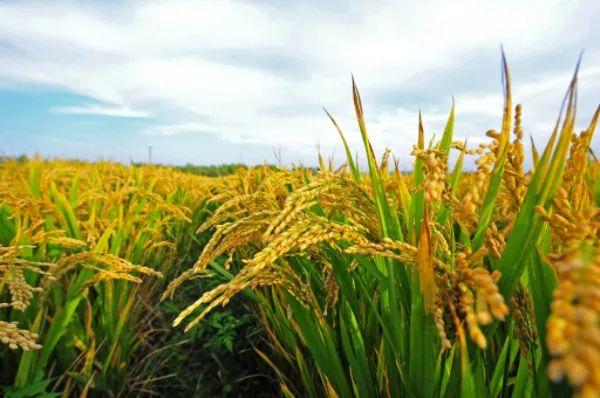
[141,123,216,136]
[0,0,598,164]
[52,104,150,118]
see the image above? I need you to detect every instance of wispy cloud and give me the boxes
[140,123,215,136]
[51,104,151,118]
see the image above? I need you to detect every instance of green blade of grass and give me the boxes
[472,51,512,250]
[497,59,581,300]
[324,108,361,183]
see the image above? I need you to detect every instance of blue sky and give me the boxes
[0,0,599,166]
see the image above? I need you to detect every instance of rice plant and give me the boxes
[0,159,212,395]
[167,55,600,398]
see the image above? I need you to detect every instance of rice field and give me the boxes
[1,58,599,397]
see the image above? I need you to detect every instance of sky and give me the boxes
[0,0,599,167]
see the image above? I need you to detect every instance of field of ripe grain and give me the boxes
[1,60,599,397]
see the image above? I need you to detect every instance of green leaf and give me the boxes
[497,58,582,300]
[49,181,81,239]
[438,100,455,154]
[324,108,361,183]
[472,52,512,250]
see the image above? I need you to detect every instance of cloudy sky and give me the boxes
[0,0,598,167]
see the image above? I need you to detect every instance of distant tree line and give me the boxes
[173,163,248,176]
